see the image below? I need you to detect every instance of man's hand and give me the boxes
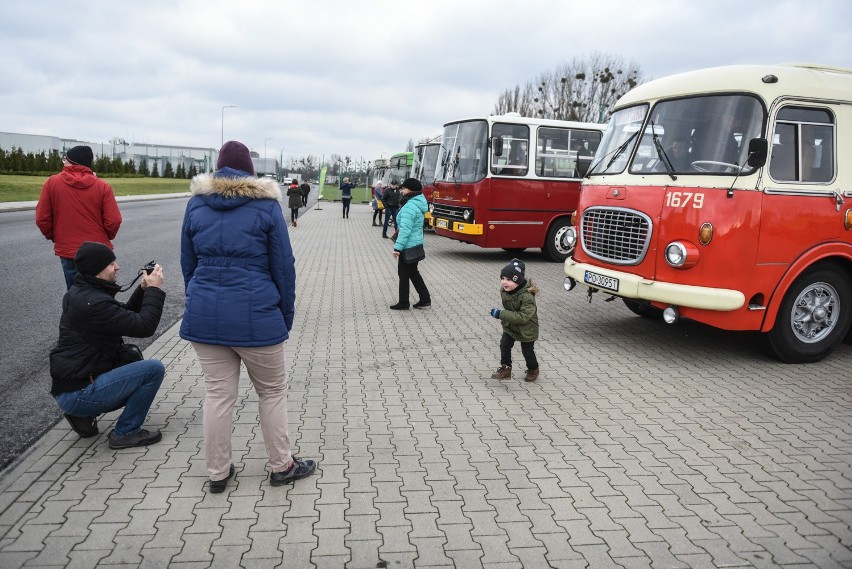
[392,250,400,259]
[490,308,501,319]
[141,264,164,289]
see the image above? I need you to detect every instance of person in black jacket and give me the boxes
[50,241,167,449]
[381,179,401,238]
[300,180,310,207]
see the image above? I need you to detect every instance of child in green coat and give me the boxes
[490,259,540,382]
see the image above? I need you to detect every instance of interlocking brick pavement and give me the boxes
[1,201,851,568]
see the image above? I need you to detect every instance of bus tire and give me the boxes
[766,264,852,363]
[623,298,663,319]
[543,219,573,262]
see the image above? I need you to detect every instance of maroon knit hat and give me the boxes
[216,141,255,175]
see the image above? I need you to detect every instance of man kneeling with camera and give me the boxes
[50,242,167,449]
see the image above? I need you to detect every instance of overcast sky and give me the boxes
[1,0,850,166]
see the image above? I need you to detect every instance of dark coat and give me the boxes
[498,280,539,342]
[300,182,310,197]
[287,184,302,209]
[382,186,401,208]
[49,276,165,395]
[180,170,296,347]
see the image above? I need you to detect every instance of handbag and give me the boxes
[376,198,385,210]
[401,244,425,263]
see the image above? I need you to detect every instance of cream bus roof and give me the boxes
[617,63,852,109]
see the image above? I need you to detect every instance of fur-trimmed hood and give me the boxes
[190,173,282,210]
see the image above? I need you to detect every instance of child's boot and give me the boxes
[491,365,511,380]
[524,368,539,382]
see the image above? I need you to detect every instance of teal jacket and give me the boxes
[499,280,539,342]
[393,193,428,252]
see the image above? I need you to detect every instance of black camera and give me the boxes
[143,260,156,275]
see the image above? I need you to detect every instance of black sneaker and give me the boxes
[108,429,162,449]
[270,457,317,486]
[208,464,235,494]
[64,414,98,438]
[413,300,431,309]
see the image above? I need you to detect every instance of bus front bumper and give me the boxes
[564,259,745,311]
[432,217,484,235]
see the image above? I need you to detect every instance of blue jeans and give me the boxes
[60,257,76,290]
[55,359,165,436]
[383,207,398,236]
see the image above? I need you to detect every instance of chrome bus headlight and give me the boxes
[664,241,700,269]
[463,209,472,221]
[565,227,577,249]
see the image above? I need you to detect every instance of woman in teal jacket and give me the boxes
[390,178,431,310]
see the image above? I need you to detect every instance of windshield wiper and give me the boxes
[650,122,677,181]
[586,129,640,178]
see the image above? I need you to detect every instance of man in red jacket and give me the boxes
[36,145,123,289]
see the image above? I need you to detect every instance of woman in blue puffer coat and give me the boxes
[180,140,316,493]
[390,178,431,310]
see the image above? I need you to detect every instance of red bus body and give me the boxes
[564,64,852,363]
[432,115,605,261]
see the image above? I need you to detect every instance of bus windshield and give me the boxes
[631,94,765,175]
[588,105,648,175]
[437,121,489,183]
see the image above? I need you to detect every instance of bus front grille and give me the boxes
[580,207,652,265]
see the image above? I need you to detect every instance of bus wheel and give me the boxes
[543,219,573,262]
[767,265,852,363]
[623,298,663,319]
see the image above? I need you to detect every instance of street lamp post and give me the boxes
[221,105,236,146]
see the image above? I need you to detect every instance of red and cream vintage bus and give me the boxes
[563,63,852,363]
[431,114,605,261]
[414,140,441,227]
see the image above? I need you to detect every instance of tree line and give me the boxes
[0,146,201,178]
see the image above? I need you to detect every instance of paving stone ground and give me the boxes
[1,201,850,568]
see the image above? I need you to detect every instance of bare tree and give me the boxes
[493,52,643,123]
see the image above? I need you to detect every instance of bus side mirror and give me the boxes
[746,138,768,168]
[492,137,504,157]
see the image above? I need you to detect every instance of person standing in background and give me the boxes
[36,146,123,289]
[287,179,302,227]
[300,180,310,207]
[181,140,317,493]
[372,180,385,226]
[340,177,355,219]
[381,179,401,238]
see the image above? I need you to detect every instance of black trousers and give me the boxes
[302,194,308,207]
[500,332,538,370]
[342,198,351,217]
[372,209,384,224]
[397,256,430,306]
[290,208,299,223]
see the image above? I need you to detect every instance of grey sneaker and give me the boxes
[108,429,162,449]
[270,457,317,486]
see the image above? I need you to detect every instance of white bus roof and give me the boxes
[444,114,605,131]
[617,63,852,108]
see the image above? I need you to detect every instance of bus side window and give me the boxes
[769,123,797,181]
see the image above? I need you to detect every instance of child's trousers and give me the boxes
[499,332,538,371]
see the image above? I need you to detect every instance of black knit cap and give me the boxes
[401,178,422,192]
[500,258,525,284]
[74,242,116,276]
[65,146,94,169]
[216,140,255,175]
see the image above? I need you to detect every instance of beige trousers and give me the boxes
[191,342,292,480]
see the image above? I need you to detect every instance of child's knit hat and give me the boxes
[500,258,525,284]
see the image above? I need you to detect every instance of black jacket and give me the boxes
[382,187,401,208]
[49,274,165,395]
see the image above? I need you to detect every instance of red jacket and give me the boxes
[35,165,122,258]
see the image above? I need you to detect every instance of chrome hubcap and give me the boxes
[791,281,838,343]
